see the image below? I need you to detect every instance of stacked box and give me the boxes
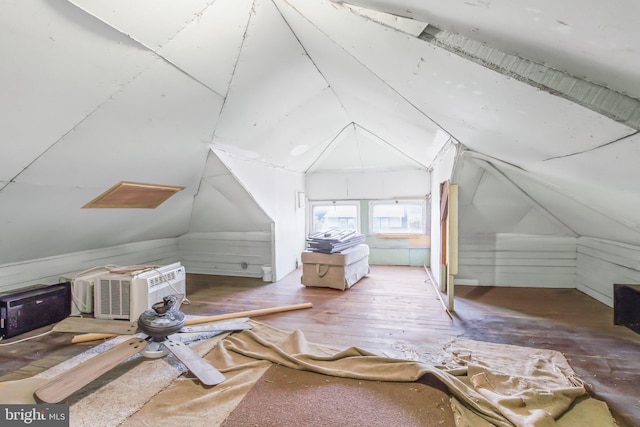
[301,244,369,290]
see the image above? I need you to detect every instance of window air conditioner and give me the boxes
[93,262,186,321]
[60,267,110,316]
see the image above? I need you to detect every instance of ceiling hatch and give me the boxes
[83,181,185,209]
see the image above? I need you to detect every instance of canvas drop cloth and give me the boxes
[0,321,617,427]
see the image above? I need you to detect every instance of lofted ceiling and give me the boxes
[1,0,640,265]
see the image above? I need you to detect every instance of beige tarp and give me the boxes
[0,321,617,427]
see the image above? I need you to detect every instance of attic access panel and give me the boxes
[83,181,184,209]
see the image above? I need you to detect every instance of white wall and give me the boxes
[577,237,640,307]
[454,234,640,308]
[306,170,430,200]
[215,151,306,281]
[178,231,271,278]
[0,238,178,293]
[180,151,274,277]
[457,233,577,287]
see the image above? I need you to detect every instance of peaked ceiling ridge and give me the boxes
[278,0,446,135]
[305,122,430,173]
[212,0,345,163]
[352,123,365,169]
[296,1,634,166]
[303,122,353,173]
[354,123,430,169]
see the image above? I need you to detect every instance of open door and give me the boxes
[440,181,458,311]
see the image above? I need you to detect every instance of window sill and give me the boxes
[374,233,426,239]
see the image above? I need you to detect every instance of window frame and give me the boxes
[308,200,360,234]
[368,199,428,236]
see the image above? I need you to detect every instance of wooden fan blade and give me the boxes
[164,340,226,386]
[35,337,147,403]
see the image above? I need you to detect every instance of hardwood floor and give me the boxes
[1,265,639,426]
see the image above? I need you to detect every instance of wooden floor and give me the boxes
[1,265,639,426]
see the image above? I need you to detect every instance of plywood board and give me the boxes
[52,317,138,335]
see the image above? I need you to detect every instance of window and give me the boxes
[369,199,427,235]
[309,202,359,233]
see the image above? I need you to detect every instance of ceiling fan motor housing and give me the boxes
[138,296,186,340]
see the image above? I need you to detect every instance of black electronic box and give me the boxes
[0,282,71,338]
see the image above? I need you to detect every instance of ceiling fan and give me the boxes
[34,295,251,404]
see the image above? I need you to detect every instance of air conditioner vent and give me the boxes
[96,278,131,319]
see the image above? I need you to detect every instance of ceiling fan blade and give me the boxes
[179,320,252,334]
[164,340,226,386]
[34,337,147,403]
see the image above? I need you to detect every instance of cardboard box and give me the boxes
[301,244,369,290]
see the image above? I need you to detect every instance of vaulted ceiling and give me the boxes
[1,0,639,264]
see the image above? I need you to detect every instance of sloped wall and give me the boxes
[453,150,580,288]
[178,232,271,278]
[577,237,640,307]
[445,149,640,308]
[180,151,275,278]
[212,150,306,281]
[0,238,178,293]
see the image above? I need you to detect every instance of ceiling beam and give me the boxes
[419,26,640,131]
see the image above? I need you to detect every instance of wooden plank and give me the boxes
[449,184,458,276]
[52,318,138,335]
[34,338,147,403]
[164,340,226,386]
[440,181,450,222]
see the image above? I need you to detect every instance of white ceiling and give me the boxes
[1,0,639,264]
[344,0,640,101]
